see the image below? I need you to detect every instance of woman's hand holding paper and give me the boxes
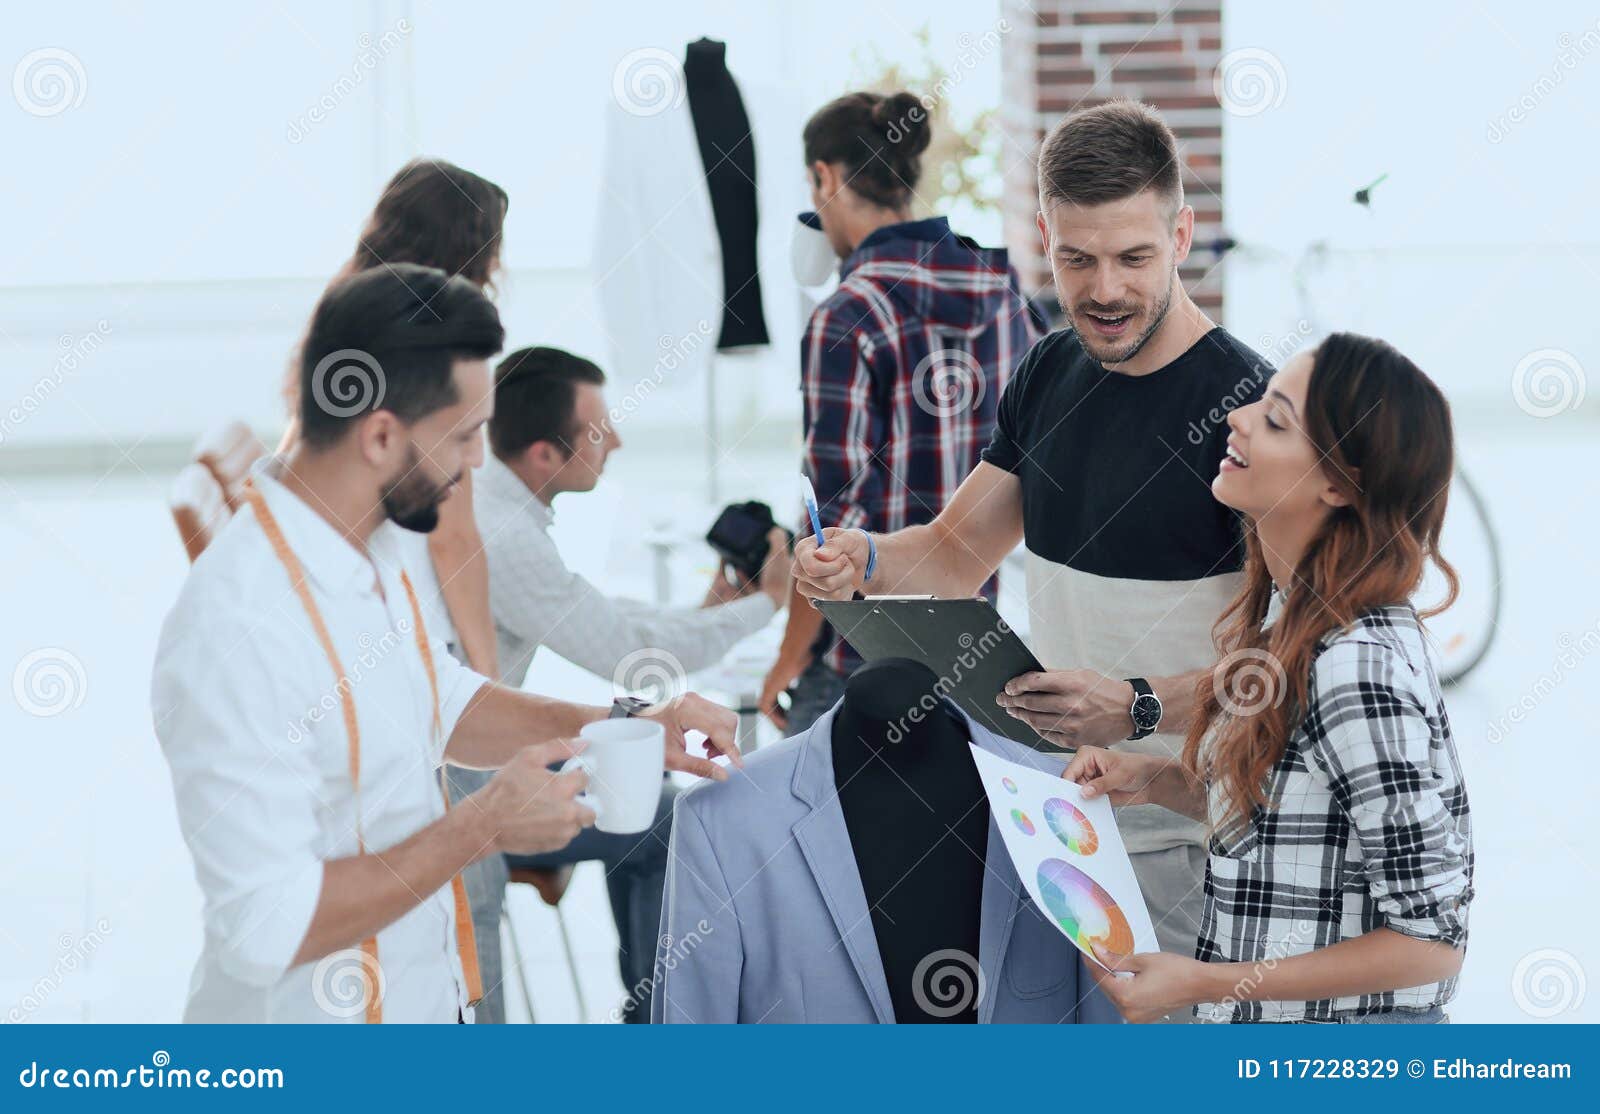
[1089,947,1220,1024]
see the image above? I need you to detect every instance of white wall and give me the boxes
[1,0,1009,457]
[1220,0,1600,413]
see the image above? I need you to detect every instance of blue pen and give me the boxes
[800,475,827,549]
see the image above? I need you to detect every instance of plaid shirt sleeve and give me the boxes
[801,297,883,535]
[1302,636,1473,947]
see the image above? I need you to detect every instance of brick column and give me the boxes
[1000,0,1225,321]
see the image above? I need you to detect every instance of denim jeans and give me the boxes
[446,766,677,1023]
[1343,1005,1449,1024]
[784,657,849,736]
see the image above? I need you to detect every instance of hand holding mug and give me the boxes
[472,739,595,855]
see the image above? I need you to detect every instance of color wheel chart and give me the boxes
[969,743,1158,968]
[1044,797,1099,855]
[1037,859,1136,955]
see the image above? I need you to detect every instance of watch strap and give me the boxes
[610,696,652,719]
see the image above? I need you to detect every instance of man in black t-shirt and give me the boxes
[793,100,1270,1021]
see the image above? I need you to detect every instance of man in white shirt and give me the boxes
[151,266,738,1023]
[452,345,789,1022]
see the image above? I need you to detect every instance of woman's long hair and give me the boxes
[333,157,508,292]
[284,158,508,418]
[1183,332,1459,836]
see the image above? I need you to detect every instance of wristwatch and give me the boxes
[610,695,654,719]
[1125,678,1162,740]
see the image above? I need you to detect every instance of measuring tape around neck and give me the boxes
[242,479,482,1022]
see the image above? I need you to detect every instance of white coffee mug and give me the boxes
[563,718,667,834]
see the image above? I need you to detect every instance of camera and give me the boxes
[705,500,793,585]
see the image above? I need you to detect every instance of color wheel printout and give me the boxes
[970,745,1158,969]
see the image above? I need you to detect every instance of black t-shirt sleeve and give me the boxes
[980,333,1048,474]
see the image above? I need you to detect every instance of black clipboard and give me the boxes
[814,596,1054,752]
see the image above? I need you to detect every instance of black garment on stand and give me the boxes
[683,37,769,351]
[830,658,988,1023]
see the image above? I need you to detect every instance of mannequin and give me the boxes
[830,658,988,1023]
[654,654,1122,1023]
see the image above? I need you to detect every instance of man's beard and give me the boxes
[1061,268,1175,365]
[381,445,457,534]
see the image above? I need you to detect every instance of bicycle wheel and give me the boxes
[1415,464,1502,686]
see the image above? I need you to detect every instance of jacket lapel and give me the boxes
[968,716,1067,1024]
[786,701,1067,1025]
[976,811,1023,1024]
[789,706,895,1024]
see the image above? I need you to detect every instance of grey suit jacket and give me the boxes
[652,700,1124,1024]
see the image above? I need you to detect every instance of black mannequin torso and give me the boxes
[831,658,988,1023]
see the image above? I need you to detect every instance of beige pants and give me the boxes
[1129,842,1209,1024]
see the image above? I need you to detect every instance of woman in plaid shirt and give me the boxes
[1064,332,1473,1023]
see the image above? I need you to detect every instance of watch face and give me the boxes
[1131,693,1162,731]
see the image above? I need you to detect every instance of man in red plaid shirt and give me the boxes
[760,90,1041,734]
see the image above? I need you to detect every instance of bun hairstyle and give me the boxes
[803,90,933,211]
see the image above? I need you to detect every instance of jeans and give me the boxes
[784,657,849,736]
[446,766,677,1023]
[1343,1005,1449,1024]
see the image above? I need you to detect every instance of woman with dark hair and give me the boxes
[761,90,1041,730]
[281,157,509,678]
[1062,333,1474,1023]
